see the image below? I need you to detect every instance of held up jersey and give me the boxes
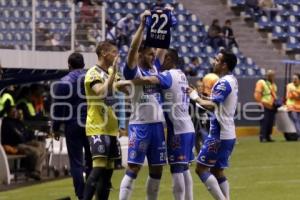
[145,10,177,49]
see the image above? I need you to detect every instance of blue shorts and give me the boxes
[167,130,195,165]
[128,122,167,165]
[197,136,236,168]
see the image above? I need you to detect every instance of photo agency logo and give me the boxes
[50,79,265,125]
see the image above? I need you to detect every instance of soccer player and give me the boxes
[83,41,122,200]
[52,52,92,200]
[126,48,195,200]
[189,49,238,200]
[119,10,167,200]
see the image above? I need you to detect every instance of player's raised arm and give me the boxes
[127,10,151,69]
[155,48,167,67]
[92,55,119,97]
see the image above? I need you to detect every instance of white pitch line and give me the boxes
[232,164,300,170]
[257,179,300,184]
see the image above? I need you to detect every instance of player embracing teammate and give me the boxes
[119,8,238,200]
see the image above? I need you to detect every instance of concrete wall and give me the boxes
[0,49,97,69]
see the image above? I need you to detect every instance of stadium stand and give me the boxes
[0,0,267,77]
[228,0,300,55]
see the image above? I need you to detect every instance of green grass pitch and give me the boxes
[1,135,300,200]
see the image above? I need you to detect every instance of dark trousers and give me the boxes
[260,107,276,141]
[288,111,300,137]
[65,122,93,199]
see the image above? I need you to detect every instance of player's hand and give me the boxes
[140,10,151,25]
[110,54,119,75]
[164,6,174,11]
[187,85,196,94]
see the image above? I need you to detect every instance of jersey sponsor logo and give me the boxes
[200,155,206,162]
[169,155,175,161]
[138,141,148,152]
[207,139,220,153]
[170,136,181,150]
[177,155,186,161]
[208,159,217,164]
[97,144,105,154]
[92,135,102,144]
[129,130,136,148]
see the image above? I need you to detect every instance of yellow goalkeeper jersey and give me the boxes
[84,65,119,136]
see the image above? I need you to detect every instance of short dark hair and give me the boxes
[225,19,231,24]
[295,73,300,80]
[95,40,116,58]
[68,52,84,69]
[220,49,237,72]
[167,48,179,66]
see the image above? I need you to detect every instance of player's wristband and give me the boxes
[189,90,200,101]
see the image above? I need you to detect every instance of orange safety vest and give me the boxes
[254,79,277,109]
[286,82,300,112]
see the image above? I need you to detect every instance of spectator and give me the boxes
[190,78,209,154]
[185,57,200,76]
[0,85,15,117]
[16,86,47,121]
[116,14,135,48]
[245,0,264,20]
[222,19,239,49]
[258,0,274,9]
[87,27,101,45]
[286,73,300,139]
[258,0,277,20]
[254,70,279,142]
[30,84,46,117]
[206,19,225,50]
[1,106,46,180]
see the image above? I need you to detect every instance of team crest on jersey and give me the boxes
[129,150,137,159]
[97,144,105,153]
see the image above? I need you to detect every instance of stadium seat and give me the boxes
[272,26,287,41]
[257,16,273,29]
[272,15,287,28]
[286,36,300,51]
[287,26,299,37]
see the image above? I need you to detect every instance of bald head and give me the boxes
[266,69,275,82]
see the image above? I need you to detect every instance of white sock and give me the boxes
[183,170,193,200]
[219,180,230,200]
[146,176,161,200]
[119,174,135,200]
[172,173,185,200]
[204,175,226,200]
